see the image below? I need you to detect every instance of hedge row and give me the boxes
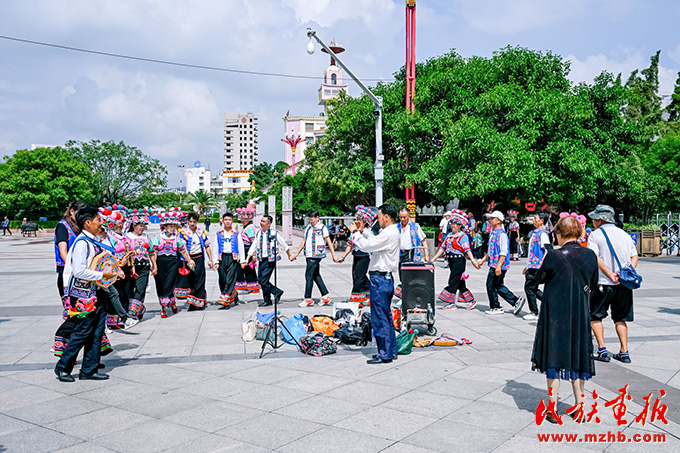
[7,220,60,229]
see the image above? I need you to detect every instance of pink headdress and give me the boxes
[507,210,519,218]
[355,205,378,225]
[235,207,256,222]
[449,209,468,226]
[559,212,587,227]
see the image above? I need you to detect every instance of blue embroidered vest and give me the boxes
[54,220,77,267]
[397,221,422,261]
[527,226,548,269]
[488,228,510,270]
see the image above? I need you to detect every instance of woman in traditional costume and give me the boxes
[430,210,481,310]
[235,207,260,294]
[151,210,193,318]
[126,209,156,320]
[339,205,377,305]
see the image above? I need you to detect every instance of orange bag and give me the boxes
[310,315,339,336]
[392,307,402,331]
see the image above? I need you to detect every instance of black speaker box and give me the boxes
[401,262,435,312]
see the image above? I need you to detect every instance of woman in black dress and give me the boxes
[531,216,598,422]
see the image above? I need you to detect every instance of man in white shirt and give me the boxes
[587,205,639,364]
[246,215,293,307]
[55,206,119,382]
[349,204,400,364]
[292,210,339,307]
[439,211,451,246]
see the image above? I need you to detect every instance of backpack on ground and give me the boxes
[299,331,337,356]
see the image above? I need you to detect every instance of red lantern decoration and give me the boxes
[525,202,536,212]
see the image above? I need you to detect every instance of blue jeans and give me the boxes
[370,274,397,360]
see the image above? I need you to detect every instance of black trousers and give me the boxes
[304,258,329,299]
[486,268,519,309]
[132,265,150,303]
[218,254,240,295]
[57,267,64,298]
[55,306,106,375]
[445,256,468,294]
[155,255,179,298]
[524,268,543,315]
[105,284,128,318]
[351,254,370,294]
[114,266,132,311]
[258,260,282,303]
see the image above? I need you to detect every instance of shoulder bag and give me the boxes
[600,229,642,290]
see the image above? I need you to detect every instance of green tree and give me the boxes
[186,189,218,216]
[624,51,663,130]
[134,189,181,210]
[0,147,95,218]
[224,190,255,211]
[273,161,289,178]
[642,130,680,212]
[666,71,680,124]
[65,140,167,204]
[248,162,273,189]
[306,46,650,217]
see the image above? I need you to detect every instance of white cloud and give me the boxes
[670,44,680,65]
[567,50,677,95]
[455,0,589,35]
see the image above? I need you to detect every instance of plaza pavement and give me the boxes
[0,225,679,452]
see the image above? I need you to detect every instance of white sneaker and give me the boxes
[124,318,139,330]
[513,297,526,315]
[105,327,113,335]
[298,299,314,307]
[485,308,504,315]
[523,313,539,321]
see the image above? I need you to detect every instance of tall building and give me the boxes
[224,112,258,171]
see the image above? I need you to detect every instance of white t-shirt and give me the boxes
[304,224,329,257]
[189,230,201,254]
[588,224,638,285]
[439,218,448,233]
[399,222,426,250]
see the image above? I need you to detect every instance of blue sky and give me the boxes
[1,0,678,187]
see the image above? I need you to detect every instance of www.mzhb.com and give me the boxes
[537,431,666,443]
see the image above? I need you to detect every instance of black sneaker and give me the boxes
[594,349,611,362]
[612,352,631,363]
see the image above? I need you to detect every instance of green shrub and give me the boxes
[8,220,59,229]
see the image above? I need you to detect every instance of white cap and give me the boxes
[487,210,505,221]
[443,211,451,217]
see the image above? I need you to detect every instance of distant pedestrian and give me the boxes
[587,205,638,364]
[472,228,483,259]
[531,216,598,423]
[349,204,400,364]
[204,216,211,232]
[522,212,552,321]
[2,216,11,235]
[479,211,525,315]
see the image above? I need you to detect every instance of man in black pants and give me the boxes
[245,215,293,307]
[55,206,119,382]
[292,211,339,307]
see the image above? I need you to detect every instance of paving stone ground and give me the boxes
[0,225,679,452]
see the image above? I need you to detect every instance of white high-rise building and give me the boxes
[224,112,258,171]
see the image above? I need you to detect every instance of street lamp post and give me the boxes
[306,28,383,206]
[177,164,185,204]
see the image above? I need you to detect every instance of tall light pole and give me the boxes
[177,164,185,204]
[307,28,383,206]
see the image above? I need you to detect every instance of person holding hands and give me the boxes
[430,211,481,310]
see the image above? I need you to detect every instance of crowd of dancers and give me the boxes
[50,199,600,381]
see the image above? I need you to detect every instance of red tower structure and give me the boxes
[405,0,417,216]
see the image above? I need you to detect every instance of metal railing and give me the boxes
[656,212,680,255]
